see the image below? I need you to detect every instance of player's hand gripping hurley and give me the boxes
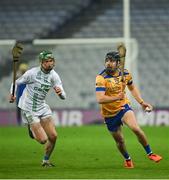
[10,42,23,103]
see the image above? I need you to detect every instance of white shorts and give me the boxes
[21,105,53,124]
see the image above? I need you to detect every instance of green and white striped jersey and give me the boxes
[13,67,66,112]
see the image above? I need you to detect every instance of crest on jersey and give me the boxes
[114,77,120,83]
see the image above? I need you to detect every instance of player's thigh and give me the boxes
[40,116,57,139]
[21,110,47,141]
[30,122,48,142]
[122,110,140,130]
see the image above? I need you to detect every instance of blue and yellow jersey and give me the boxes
[95,69,133,118]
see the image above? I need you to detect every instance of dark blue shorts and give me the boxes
[104,104,132,132]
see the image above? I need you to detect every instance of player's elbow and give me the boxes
[98,101,104,104]
[128,84,135,92]
[96,96,105,104]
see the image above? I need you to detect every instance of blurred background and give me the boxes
[0,0,169,126]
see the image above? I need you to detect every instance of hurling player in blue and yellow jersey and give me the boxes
[95,51,162,168]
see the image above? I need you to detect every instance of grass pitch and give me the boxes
[0,125,169,179]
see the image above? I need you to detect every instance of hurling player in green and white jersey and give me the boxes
[9,50,66,167]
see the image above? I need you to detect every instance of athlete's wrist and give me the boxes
[139,100,144,105]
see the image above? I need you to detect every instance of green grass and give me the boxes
[0,125,169,179]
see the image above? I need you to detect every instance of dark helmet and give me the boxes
[39,50,55,62]
[105,51,120,61]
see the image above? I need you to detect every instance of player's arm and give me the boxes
[9,70,31,103]
[96,91,124,104]
[127,83,153,112]
[95,75,124,104]
[52,72,66,100]
[54,86,66,100]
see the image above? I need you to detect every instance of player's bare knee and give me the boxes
[132,127,141,135]
[117,139,125,146]
[37,138,48,144]
[113,137,124,147]
[48,133,57,143]
[40,139,48,144]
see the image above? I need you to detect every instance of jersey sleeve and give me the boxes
[95,75,106,92]
[125,70,133,85]
[16,69,32,85]
[52,71,66,98]
[10,69,32,95]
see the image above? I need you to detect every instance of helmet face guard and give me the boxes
[39,50,55,62]
[105,51,120,73]
[39,51,55,73]
[105,51,120,62]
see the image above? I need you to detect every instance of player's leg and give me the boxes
[40,116,57,166]
[27,123,34,139]
[111,127,134,168]
[122,110,162,162]
[21,109,48,144]
[111,126,130,159]
[104,107,134,168]
[16,107,22,126]
[30,122,48,144]
[122,110,148,146]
